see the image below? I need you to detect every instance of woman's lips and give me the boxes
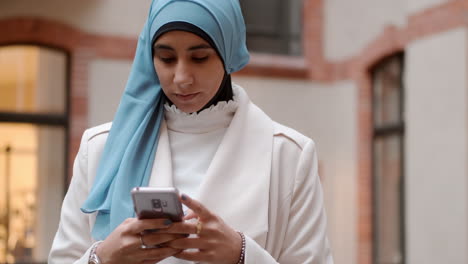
[175,92,199,101]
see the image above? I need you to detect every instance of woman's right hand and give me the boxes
[95,218,185,264]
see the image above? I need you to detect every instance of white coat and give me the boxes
[48,86,334,264]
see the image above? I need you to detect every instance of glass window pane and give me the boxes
[0,123,65,263]
[0,45,67,115]
[240,0,302,55]
[288,0,303,55]
[374,135,403,264]
[240,0,281,33]
[373,56,403,127]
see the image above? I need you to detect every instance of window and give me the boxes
[372,53,405,264]
[239,0,303,56]
[0,45,68,264]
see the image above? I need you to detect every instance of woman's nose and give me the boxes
[173,62,194,88]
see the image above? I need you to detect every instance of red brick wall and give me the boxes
[1,1,467,262]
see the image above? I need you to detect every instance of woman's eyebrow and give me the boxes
[188,44,212,51]
[154,44,174,51]
[153,44,212,51]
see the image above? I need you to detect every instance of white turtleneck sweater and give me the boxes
[159,97,238,264]
[164,97,239,201]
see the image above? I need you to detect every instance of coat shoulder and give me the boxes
[85,122,112,142]
[273,122,313,151]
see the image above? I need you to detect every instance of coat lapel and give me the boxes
[196,87,274,246]
[149,120,174,187]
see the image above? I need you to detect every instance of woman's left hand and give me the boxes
[163,194,243,264]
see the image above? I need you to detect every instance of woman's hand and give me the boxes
[95,218,185,264]
[164,194,243,264]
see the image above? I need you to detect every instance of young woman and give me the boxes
[49,0,334,263]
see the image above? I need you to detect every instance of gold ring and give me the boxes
[196,219,202,235]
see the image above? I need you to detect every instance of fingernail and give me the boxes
[181,194,188,200]
[164,219,172,226]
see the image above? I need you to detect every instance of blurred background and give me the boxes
[0,0,466,263]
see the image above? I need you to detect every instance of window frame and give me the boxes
[0,43,71,192]
[239,0,303,56]
[371,52,406,264]
[0,43,70,264]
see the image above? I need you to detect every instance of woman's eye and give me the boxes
[159,57,175,63]
[192,56,209,63]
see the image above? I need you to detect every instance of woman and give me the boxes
[49,0,333,263]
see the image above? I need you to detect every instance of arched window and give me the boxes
[372,53,405,264]
[239,0,303,56]
[0,45,68,264]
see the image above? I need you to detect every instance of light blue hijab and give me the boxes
[81,0,249,240]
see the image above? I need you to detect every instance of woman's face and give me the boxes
[153,30,225,113]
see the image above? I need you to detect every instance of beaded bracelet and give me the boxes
[237,231,246,264]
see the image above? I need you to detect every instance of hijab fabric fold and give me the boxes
[81,0,249,240]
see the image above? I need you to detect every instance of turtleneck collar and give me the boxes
[164,88,239,134]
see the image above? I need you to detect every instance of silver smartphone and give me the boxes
[131,187,184,222]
